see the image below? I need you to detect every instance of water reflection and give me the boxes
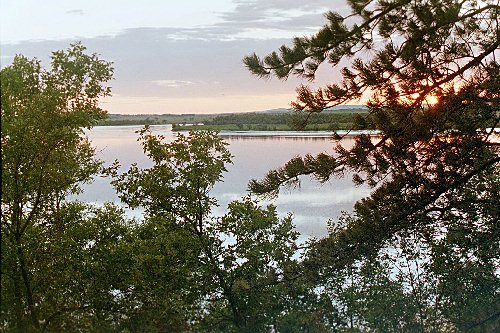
[77,125,371,239]
[220,136,335,142]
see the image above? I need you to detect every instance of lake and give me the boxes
[78,125,372,239]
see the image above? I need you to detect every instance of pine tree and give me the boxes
[244,2,500,329]
[245,0,499,266]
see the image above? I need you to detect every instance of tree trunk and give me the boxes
[16,237,40,331]
[13,264,26,333]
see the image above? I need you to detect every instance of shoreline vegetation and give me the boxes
[98,107,373,131]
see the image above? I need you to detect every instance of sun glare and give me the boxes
[426,95,439,106]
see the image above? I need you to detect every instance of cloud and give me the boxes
[66,9,85,16]
[275,187,370,207]
[0,28,342,113]
[152,79,195,88]
[214,0,350,37]
[0,1,350,113]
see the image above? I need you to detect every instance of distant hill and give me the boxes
[331,105,368,110]
[256,105,368,114]
[324,105,368,112]
[257,108,291,114]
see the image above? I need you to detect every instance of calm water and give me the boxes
[78,125,371,238]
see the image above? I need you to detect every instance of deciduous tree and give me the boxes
[1,43,113,331]
[112,130,306,332]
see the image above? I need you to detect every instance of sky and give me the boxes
[0,0,350,114]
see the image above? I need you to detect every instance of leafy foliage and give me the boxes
[199,198,299,332]
[112,128,232,231]
[1,43,113,331]
[112,130,305,332]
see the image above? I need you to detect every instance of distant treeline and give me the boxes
[173,110,374,131]
[98,114,217,126]
[98,110,375,132]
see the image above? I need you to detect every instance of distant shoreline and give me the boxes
[98,108,371,132]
